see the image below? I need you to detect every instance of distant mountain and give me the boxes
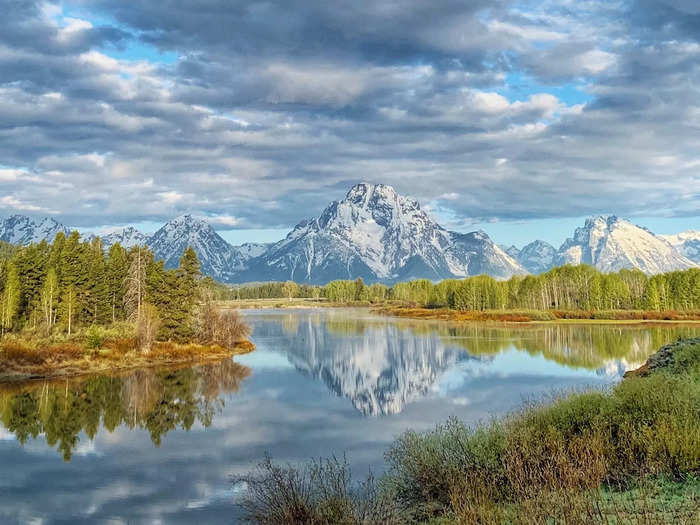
[147,215,252,282]
[516,240,557,274]
[502,245,521,259]
[1,198,697,283]
[659,230,700,264]
[0,215,68,245]
[100,227,149,249]
[234,183,525,284]
[554,216,696,274]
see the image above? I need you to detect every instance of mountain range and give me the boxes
[1,183,697,283]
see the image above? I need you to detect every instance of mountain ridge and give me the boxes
[1,186,697,282]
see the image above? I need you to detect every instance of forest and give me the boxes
[0,232,203,341]
[228,265,700,312]
[0,234,250,381]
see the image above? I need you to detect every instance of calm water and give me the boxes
[0,308,697,523]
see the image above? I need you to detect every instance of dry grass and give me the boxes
[0,324,254,382]
[375,306,700,323]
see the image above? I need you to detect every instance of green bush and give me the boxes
[85,325,105,349]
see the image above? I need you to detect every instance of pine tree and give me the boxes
[105,243,129,323]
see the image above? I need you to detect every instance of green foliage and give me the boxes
[85,324,104,349]
[390,265,700,312]
[0,235,204,342]
[382,342,700,522]
[229,265,700,313]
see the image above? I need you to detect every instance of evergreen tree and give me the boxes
[105,243,129,323]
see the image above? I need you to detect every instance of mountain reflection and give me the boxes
[0,360,250,461]
[255,310,698,416]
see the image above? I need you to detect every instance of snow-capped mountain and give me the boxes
[555,216,696,274]
[146,215,253,281]
[236,242,270,260]
[502,245,521,259]
[516,240,557,274]
[1,199,696,283]
[659,230,700,264]
[235,183,525,284]
[100,227,149,249]
[0,215,69,245]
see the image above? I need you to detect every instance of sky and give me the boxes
[0,0,698,248]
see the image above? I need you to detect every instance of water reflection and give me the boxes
[252,309,698,415]
[0,360,250,461]
[0,309,697,523]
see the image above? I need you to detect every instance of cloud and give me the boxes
[0,0,697,231]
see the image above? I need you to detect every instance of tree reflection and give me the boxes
[0,359,251,461]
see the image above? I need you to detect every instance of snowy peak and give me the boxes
[517,240,557,274]
[100,227,149,249]
[0,215,69,245]
[659,230,700,263]
[556,215,697,273]
[241,182,525,283]
[147,214,243,280]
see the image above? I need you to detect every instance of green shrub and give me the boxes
[85,325,105,349]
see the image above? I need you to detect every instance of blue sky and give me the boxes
[0,0,698,244]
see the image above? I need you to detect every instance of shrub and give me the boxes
[85,325,104,349]
[196,300,250,350]
[237,455,402,524]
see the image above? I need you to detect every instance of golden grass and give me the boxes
[0,335,254,383]
[374,305,700,324]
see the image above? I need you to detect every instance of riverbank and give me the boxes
[374,305,700,323]
[0,330,254,383]
[238,337,700,524]
[218,297,388,309]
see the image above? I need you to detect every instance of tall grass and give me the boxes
[236,456,402,524]
[237,339,700,524]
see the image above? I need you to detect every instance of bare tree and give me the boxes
[194,288,250,350]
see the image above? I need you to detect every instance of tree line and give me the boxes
[227,265,700,312]
[0,231,201,341]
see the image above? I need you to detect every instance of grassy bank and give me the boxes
[375,305,700,323]
[238,338,700,524]
[0,323,254,382]
[218,298,396,309]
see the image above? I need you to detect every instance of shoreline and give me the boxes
[218,299,700,324]
[372,305,700,324]
[0,339,255,384]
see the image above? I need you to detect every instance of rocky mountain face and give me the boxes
[100,227,149,249]
[0,215,69,245]
[235,183,525,284]
[147,215,253,281]
[659,230,700,264]
[511,240,557,274]
[1,193,697,282]
[554,216,696,274]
